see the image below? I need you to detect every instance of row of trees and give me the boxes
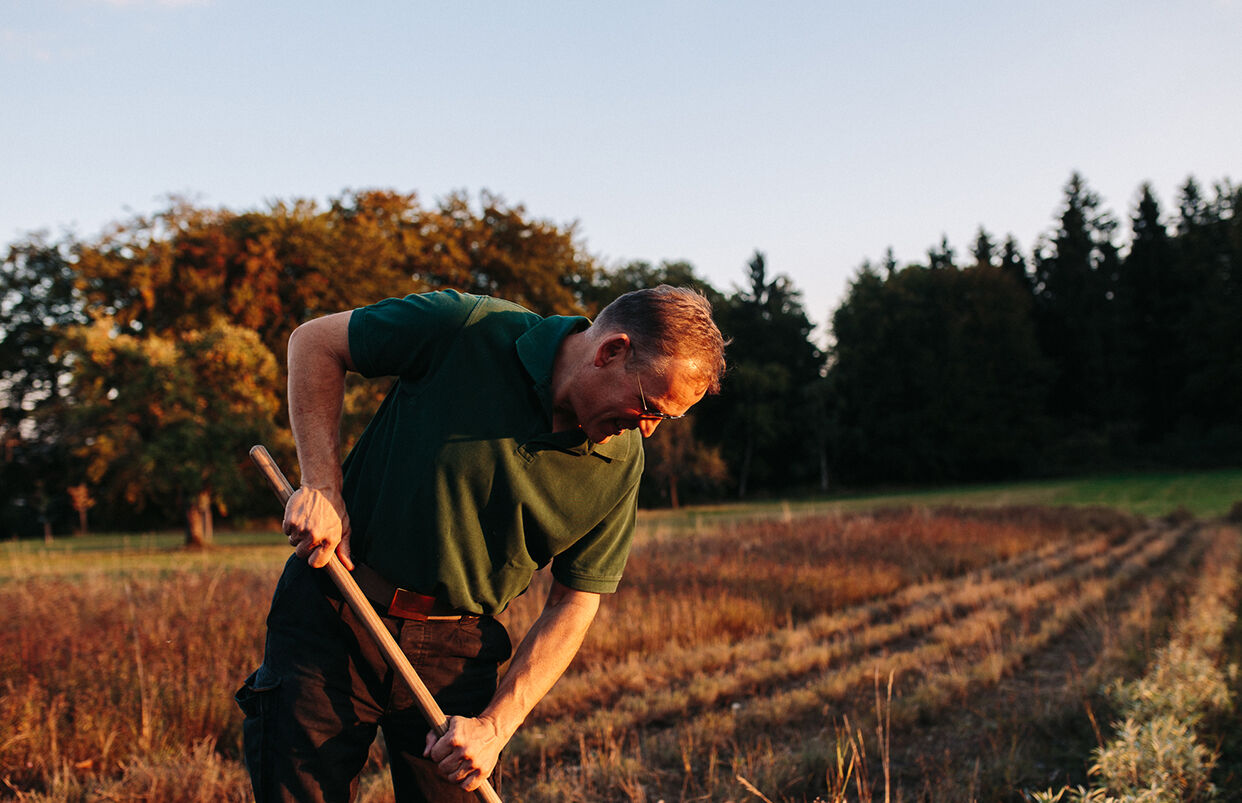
[829,174,1241,484]
[1,174,1239,539]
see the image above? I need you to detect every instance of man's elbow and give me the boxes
[288,312,355,372]
[545,582,601,618]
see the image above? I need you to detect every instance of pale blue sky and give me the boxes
[3,0,1239,337]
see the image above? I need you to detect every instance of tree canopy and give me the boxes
[827,259,1049,483]
[2,172,1239,536]
[65,318,283,543]
[1,191,601,536]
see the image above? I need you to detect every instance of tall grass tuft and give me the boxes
[1,562,271,795]
[1031,525,1240,802]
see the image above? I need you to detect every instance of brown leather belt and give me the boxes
[351,562,473,621]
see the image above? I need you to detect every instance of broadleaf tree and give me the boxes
[65,318,284,545]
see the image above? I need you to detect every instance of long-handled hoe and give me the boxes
[249,444,504,803]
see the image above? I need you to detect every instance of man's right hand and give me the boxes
[284,486,354,570]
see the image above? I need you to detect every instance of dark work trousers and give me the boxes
[235,557,513,803]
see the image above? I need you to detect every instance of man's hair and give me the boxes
[593,285,727,394]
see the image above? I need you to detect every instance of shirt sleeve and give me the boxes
[550,472,641,594]
[348,290,479,379]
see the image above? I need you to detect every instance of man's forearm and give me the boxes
[484,583,600,742]
[425,583,600,790]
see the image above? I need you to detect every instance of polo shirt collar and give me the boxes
[516,315,633,460]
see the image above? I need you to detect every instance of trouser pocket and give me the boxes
[235,665,282,801]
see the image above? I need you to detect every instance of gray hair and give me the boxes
[593,285,727,394]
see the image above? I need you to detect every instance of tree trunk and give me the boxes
[819,443,830,493]
[203,491,214,544]
[185,505,204,548]
[738,430,753,499]
[667,475,680,509]
[185,490,213,549]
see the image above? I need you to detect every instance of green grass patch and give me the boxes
[1035,470,1242,518]
[0,530,291,582]
[841,469,1242,518]
[638,468,1242,533]
[6,469,1239,567]
[0,529,286,553]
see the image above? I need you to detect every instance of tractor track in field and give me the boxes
[517,519,1212,759]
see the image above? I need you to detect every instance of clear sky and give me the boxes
[3,0,1239,339]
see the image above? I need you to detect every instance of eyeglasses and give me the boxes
[632,353,685,423]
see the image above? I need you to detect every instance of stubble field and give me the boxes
[2,494,1240,802]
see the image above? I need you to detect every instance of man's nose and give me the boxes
[639,419,660,438]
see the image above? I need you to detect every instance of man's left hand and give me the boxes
[424,714,505,791]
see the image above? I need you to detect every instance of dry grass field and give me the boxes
[2,502,1239,802]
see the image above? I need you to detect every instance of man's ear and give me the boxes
[593,333,632,368]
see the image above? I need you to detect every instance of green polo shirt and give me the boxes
[340,290,643,615]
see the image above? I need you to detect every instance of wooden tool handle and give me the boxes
[248,445,503,803]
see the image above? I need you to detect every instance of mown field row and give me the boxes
[1,504,1237,802]
[521,523,1188,747]
[489,511,1228,801]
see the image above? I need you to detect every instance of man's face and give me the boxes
[575,349,706,444]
